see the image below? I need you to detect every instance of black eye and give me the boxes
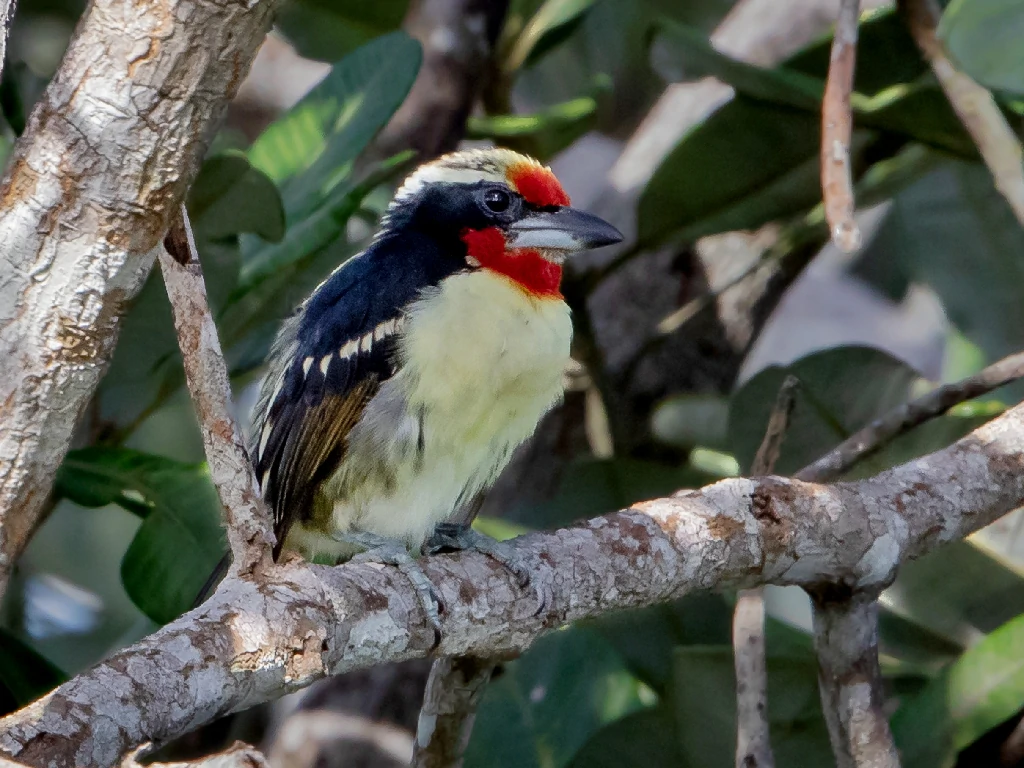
[484,188,511,213]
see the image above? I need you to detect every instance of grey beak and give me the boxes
[507,207,624,252]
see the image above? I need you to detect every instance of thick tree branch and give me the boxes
[901,0,1024,226]
[3,397,1024,767]
[0,0,278,601]
[160,207,274,573]
[810,593,899,768]
[821,0,862,253]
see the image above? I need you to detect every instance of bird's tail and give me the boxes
[192,551,231,609]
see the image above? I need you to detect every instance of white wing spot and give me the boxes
[302,357,314,376]
[258,420,272,460]
[320,355,331,375]
[260,470,271,490]
[340,339,359,359]
[359,332,373,354]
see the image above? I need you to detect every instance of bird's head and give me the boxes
[381,148,623,298]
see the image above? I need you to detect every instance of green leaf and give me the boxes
[885,539,1024,653]
[893,613,1024,768]
[727,346,921,476]
[784,6,927,96]
[188,152,285,242]
[650,393,730,452]
[651,19,822,110]
[246,31,421,226]
[567,707,686,768]
[275,0,409,63]
[855,160,1024,373]
[55,448,227,625]
[517,457,719,530]
[507,0,597,72]
[0,630,66,715]
[465,626,644,768]
[637,97,824,247]
[466,89,604,160]
[671,646,832,767]
[939,0,1024,96]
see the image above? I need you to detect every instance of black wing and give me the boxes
[251,231,466,557]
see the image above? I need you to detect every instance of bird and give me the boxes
[247,147,622,629]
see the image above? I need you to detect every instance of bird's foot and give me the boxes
[334,531,442,644]
[425,524,544,613]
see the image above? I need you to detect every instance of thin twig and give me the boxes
[821,0,862,253]
[797,349,1024,482]
[809,592,899,768]
[901,0,1024,226]
[734,375,799,768]
[412,656,496,768]
[159,205,275,575]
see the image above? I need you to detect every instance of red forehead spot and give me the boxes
[507,164,570,208]
[460,227,562,298]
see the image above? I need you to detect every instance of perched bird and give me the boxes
[248,148,622,626]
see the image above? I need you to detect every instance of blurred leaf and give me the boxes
[246,31,421,226]
[188,152,285,242]
[856,161,1024,372]
[784,6,927,96]
[650,393,730,452]
[517,457,718,529]
[939,0,1024,96]
[467,86,605,160]
[567,707,685,768]
[589,595,732,693]
[55,448,226,625]
[0,629,66,715]
[507,0,596,72]
[275,0,409,62]
[465,626,644,768]
[638,98,824,247]
[672,646,832,767]
[220,155,410,350]
[885,539,1024,652]
[728,346,921,475]
[651,19,822,110]
[893,613,1024,768]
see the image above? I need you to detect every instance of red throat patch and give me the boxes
[507,163,571,208]
[460,227,562,298]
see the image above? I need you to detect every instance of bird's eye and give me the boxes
[484,188,511,213]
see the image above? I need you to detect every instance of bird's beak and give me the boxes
[507,207,624,253]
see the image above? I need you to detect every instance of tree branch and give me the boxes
[122,742,269,768]
[797,348,1024,483]
[0,0,14,83]
[821,0,862,253]
[3,395,1024,766]
[900,0,1024,226]
[0,0,278,601]
[809,592,899,768]
[734,376,798,768]
[411,656,496,768]
[160,206,274,573]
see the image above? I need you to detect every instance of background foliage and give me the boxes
[5,0,1024,766]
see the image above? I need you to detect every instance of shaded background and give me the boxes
[4,0,1024,765]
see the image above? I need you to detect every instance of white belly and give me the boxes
[298,271,572,557]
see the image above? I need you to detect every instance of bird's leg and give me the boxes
[424,523,532,591]
[334,531,442,642]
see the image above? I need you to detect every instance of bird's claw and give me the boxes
[335,532,443,645]
[425,524,545,614]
